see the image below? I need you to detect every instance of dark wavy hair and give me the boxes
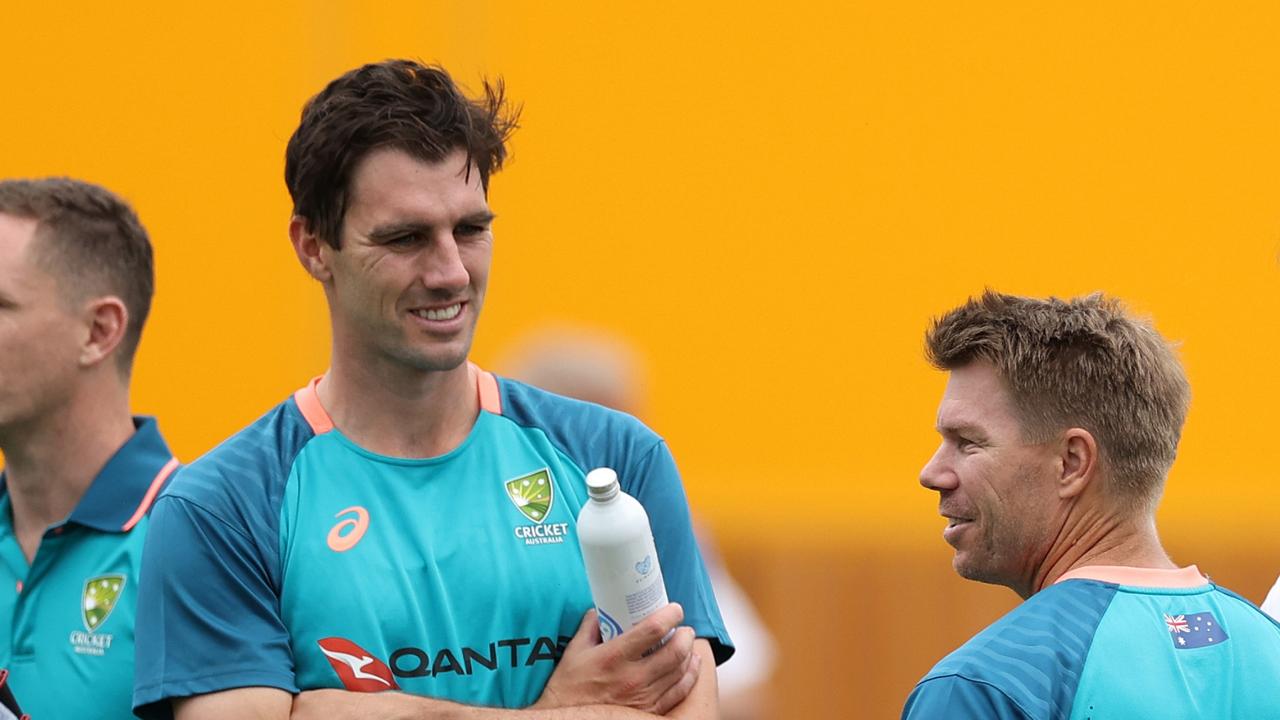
[285,59,520,248]
[0,177,153,375]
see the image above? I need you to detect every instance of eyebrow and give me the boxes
[936,421,985,437]
[366,212,497,242]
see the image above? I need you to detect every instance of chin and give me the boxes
[403,348,470,373]
[952,557,998,586]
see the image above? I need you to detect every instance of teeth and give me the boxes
[413,304,461,321]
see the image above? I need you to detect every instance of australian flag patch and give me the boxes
[1164,611,1228,649]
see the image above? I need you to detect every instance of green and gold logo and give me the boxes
[82,574,125,633]
[505,469,554,523]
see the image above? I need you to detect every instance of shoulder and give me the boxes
[1211,584,1280,634]
[496,376,666,474]
[916,581,1119,719]
[158,396,315,524]
[497,376,659,444]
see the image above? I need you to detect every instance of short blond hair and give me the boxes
[925,291,1190,508]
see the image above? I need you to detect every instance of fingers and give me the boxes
[640,625,696,680]
[617,602,684,659]
[650,643,702,715]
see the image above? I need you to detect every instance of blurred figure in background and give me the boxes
[499,324,777,720]
[1263,576,1280,621]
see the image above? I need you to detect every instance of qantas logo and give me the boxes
[317,637,400,692]
[318,634,571,685]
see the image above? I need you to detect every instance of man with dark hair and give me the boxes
[134,60,730,720]
[0,178,178,719]
[904,291,1280,719]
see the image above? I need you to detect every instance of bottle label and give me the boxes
[597,608,626,642]
[624,572,667,619]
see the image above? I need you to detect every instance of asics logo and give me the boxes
[317,637,400,692]
[327,506,370,552]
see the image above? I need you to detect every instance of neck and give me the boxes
[1026,496,1173,598]
[319,352,479,458]
[2,380,134,560]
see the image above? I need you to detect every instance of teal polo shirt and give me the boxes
[0,418,178,720]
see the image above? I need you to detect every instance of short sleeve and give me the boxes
[132,494,297,719]
[902,675,1031,720]
[629,442,734,664]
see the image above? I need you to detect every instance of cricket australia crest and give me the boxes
[82,574,125,633]
[505,468,554,522]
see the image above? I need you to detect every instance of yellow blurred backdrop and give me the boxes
[4,2,1279,716]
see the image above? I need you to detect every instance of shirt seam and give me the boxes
[154,494,258,543]
[916,673,1035,718]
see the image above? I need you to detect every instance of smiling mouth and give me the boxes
[410,303,463,321]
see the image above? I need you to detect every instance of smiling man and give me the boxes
[133,61,730,720]
[905,291,1280,719]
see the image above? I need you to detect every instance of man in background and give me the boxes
[499,325,777,720]
[906,291,1280,718]
[0,178,178,719]
[134,60,730,719]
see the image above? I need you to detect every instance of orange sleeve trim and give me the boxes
[1054,564,1207,588]
[121,456,181,532]
[471,363,503,415]
[293,375,335,435]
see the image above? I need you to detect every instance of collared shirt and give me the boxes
[0,417,177,720]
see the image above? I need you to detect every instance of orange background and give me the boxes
[4,2,1279,715]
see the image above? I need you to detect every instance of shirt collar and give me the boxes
[1054,564,1207,588]
[0,417,179,534]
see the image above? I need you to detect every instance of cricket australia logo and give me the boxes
[70,574,125,656]
[506,469,570,546]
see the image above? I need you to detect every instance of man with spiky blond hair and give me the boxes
[906,291,1280,719]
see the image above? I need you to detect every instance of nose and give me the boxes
[420,231,470,292]
[919,443,957,492]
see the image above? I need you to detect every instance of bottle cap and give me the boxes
[586,467,620,501]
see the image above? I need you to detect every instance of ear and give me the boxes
[79,296,128,368]
[289,216,333,282]
[1058,427,1099,499]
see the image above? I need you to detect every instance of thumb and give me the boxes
[565,608,602,652]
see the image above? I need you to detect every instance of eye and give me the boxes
[455,224,487,237]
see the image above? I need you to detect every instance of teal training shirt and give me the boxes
[134,369,733,717]
[902,566,1280,719]
[0,418,178,720]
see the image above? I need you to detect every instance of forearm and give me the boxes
[665,640,719,720]
[292,690,663,720]
[450,702,659,720]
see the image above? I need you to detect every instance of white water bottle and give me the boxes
[577,467,669,642]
